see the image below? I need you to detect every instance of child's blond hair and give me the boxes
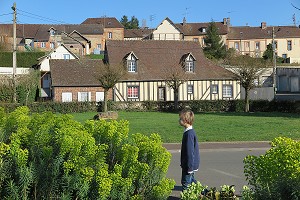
[179,109,194,125]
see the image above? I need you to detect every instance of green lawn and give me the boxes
[70,111,300,143]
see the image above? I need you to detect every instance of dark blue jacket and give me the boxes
[180,129,200,172]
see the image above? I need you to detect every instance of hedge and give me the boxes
[1,100,300,114]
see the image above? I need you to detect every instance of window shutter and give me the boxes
[88,92,92,101]
[78,92,81,101]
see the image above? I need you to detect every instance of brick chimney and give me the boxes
[261,22,267,29]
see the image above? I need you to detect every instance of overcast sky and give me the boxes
[1,0,300,28]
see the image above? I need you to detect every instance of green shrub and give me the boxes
[244,137,300,200]
[0,106,174,199]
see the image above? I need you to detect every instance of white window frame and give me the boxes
[41,42,46,48]
[97,44,102,49]
[50,42,55,49]
[108,32,112,39]
[63,54,70,60]
[187,85,193,94]
[62,92,72,102]
[50,29,55,36]
[78,92,91,102]
[223,85,233,98]
[96,92,104,102]
[127,60,137,72]
[185,60,194,72]
[234,42,239,50]
[211,85,218,94]
[255,42,260,50]
[287,40,292,51]
[127,86,139,99]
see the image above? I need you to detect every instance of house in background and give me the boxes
[0,17,123,55]
[50,59,107,102]
[227,22,300,63]
[36,44,79,98]
[105,40,240,102]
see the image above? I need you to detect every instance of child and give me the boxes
[179,109,200,190]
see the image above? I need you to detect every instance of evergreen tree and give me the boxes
[120,15,130,29]
[203,21,227,59]
[129,16,139,29]
[263,43,273,60]
[120,15,139,29]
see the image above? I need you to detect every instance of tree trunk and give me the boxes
[245,89,250,112]
[103,89,108,112]
[174,89,179,111]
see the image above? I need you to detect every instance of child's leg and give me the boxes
[181,170,195,190]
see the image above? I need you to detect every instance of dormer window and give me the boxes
[181,53,196,72]
[50,29,55,36]
[125,52,138,72]
[201,27,206,33]
[127,60,136,72]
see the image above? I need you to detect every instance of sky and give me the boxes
[1,0,300,28]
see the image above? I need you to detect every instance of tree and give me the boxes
[203,21,227,59]
[95,63,127,112]
[120,15,130,29]
[120,15,139,29]
[263,43,273,60]
[225,55,267,112]
[16,70,39,105]
[161,63,188,111]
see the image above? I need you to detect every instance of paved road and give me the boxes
[163,142,271,199]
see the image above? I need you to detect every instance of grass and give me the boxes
[70,111,300,143]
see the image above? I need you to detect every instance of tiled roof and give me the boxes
[0,24,103,41]
[81,17,124,28]
[50,59,104,87]
[176,22,229,36]
[124,28,154,38]
[228,25,300,40]
[105,40,237,81]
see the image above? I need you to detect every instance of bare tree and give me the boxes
[95,63,127,113]
[224,55,267,112]
[17,70,39,105]
[161,64,188,111]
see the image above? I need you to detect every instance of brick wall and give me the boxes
[53,86,112,102]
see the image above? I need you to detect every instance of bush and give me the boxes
[244,137,300,200]
[0,106,174,199]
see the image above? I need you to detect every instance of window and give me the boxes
[127,86,139,99]
[234,42,239,50]
[185,60,194,72]
[274,41,278,49]
[287,40,292,51]
[63,54,70,60]
[245,41,250,48]
[222,85,233,98]
[50,42,55,49]
[41,42,46,48]
[50,29,55,36]
[255,42,260,50]
[127,60,137,72]
[96,92,104,102]
[201,28,206,33]
[97,44,101,49]
[187,85,193,94]
[211,85,218,94]
[108,32,112,39]
[62,92,72,102]
[78,92,90,102]
[193,38,199,42]
[158,87,166,101]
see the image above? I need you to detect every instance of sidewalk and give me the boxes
[164,141,271,200]
[163,141,271,150]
